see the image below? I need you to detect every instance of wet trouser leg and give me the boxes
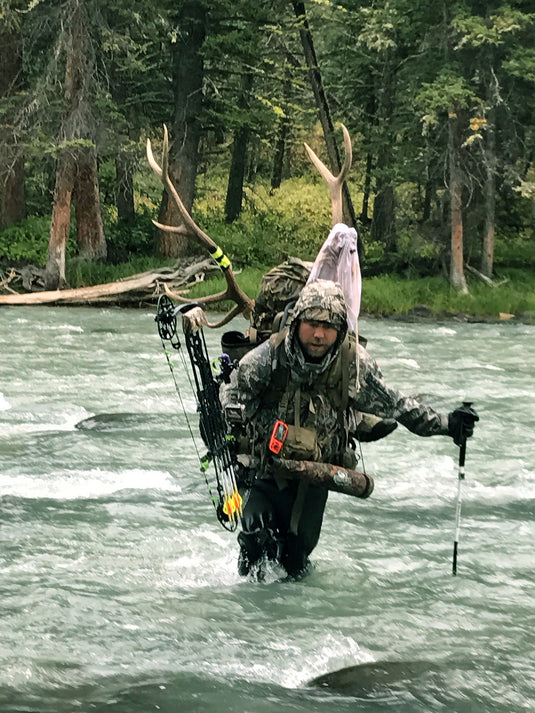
[280,483,328,577]
[237,480,282,576]
[238,479,329,578]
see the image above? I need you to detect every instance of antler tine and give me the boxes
[161,283,242,328]
[147,125,215,251]
[147,125,254,324]
[304,123,352,226]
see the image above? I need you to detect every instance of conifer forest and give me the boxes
[0,1,534,295]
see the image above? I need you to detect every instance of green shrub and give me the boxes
[494,234,535,269]
[104,205,156,263]
[194,177,338,267]
[0,216,52,264]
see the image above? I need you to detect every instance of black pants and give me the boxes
[237,478,328,578]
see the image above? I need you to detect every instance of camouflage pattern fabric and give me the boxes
[251,257,312,334]
[220,279,449,472]
[288,278,348,333]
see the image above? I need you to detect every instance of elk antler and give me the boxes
[304,124,352,226]
[146,125,254,328]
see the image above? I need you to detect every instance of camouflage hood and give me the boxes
[285,279,348,378]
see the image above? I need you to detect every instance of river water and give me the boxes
[1,306,533,713]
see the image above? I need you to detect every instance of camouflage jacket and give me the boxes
[221,279,449,468]
[220,336,449,467]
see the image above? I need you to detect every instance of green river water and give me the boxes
[1,306,533,712]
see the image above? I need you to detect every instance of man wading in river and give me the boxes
[148,125,478,580]
[221,279,478,580]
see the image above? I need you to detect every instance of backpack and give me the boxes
[221,257,312,361]
[250,257,313,340]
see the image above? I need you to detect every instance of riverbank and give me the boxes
[1,259,534,323]
[184,266,535,324]
[364,306,535,325]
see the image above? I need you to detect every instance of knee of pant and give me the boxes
[241,507,274,534]
[238,528,280,563]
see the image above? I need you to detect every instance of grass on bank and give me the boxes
[64,255,176,286]
[362,272,535,317]
[3,227,534,319]
[182,266,535,320]
[2,170,534,319]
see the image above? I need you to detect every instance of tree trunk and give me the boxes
[46,0,105,288]
[292,0,356,228]
[74,148,106,260]
[448,107,468,293]
[370,51,397,253]
[480,59,497,279]
[157,2,206,258]
[225,126,250,223]
[371,184,396,252]
[271,104,292,190]
[271,115,288,190]
[481,115,496,278]
[359,153,373,225]
[422,178,433,223]
[115,151,135,222]
[0,2,25,228]
[225,72,254,222]
[46,151,76,290]
[0,146,25,230]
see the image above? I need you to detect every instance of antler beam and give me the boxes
[304,124,352,226]
[147,125,254,328]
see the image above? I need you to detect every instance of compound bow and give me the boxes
[156,294,242,531]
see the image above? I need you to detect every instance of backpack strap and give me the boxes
[339,335,351,412]
[270,326,289,377]
[271,326,288,350]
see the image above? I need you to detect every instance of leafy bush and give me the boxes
[0,216,52,264]
[494,234,535,270]
[104,205,156,264]
[194,177,338,267]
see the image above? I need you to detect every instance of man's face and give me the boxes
[297,320,338,359]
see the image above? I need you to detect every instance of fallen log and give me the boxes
[0,258,219,306]
[464,263,509,288]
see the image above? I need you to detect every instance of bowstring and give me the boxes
[183,328,241,531]
[159,338,222,519]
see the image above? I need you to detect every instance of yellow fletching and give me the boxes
[222,491,243,519]
[223,497,236,516]
[234,491,243,512]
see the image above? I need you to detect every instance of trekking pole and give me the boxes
[452,401,472,576]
